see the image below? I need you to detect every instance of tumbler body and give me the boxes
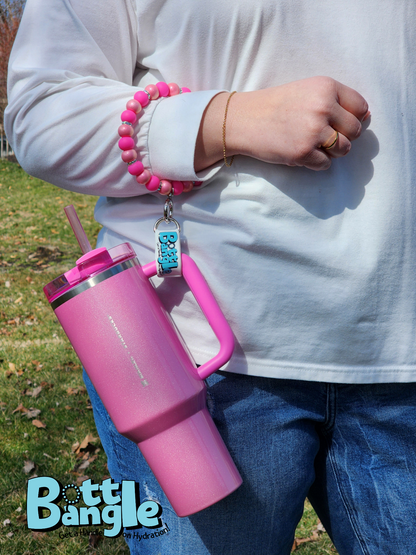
[44,243,242,516]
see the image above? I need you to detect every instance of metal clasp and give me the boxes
[153,193,182,277]
[163,193,174,222]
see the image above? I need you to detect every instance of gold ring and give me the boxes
[322,131,339,150]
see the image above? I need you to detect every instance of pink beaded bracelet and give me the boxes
[118,82,201,196]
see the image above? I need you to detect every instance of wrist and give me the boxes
[194,91,241,172]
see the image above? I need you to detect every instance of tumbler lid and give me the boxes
[43,243,136,303]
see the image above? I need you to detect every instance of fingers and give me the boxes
[303,151,332,171]
[304,127,352,171]
[321,131,339,149]
[320,127,351,159]
[327,133,351,158]
[335,81,369,123]
[329,101,364,144]
[326,81,369,148]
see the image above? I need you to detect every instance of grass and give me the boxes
[0,159,337,554]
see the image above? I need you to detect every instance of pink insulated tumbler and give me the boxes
[44,239,242,516]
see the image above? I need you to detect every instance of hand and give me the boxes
[195,77,369,172]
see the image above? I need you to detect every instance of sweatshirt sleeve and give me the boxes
[4,0,223,197]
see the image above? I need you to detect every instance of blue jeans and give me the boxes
[83,369,416,555]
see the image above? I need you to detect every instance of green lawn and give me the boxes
[0,159,337,553]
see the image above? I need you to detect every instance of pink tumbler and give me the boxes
[44,240,242,516]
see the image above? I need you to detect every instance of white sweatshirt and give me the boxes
[5,0,416,383]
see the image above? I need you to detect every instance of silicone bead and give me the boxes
[118,136,135,150]
[156,82,170,97]
[121,149,137,163]
[172,181,184,196]
[146,175,161,191]
[128,160,145,176]
[126,99,142,113]
[182,181,194,193]
[136,169,151,184]
[159,180,173,195]
[134,91,150,107]
[168,83,180,96]
[118,124,134,137]
[121,110,137,124]
[145,84,159,100]
[181,87,191,93]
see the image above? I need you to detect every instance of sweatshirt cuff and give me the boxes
[148,90,225,182]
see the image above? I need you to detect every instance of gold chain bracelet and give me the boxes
[222,91,237,167]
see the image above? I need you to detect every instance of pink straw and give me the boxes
[64,205,92,255]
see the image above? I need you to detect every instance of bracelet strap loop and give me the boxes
[118,83,202,196]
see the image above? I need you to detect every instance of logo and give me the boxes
[156,230,181,276]
[27,477,163,538]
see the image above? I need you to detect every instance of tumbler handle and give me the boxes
[142,254,234,380]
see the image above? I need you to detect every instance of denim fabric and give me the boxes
[83,369,416,555]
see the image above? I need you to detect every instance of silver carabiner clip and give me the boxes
[163,193,174,223]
